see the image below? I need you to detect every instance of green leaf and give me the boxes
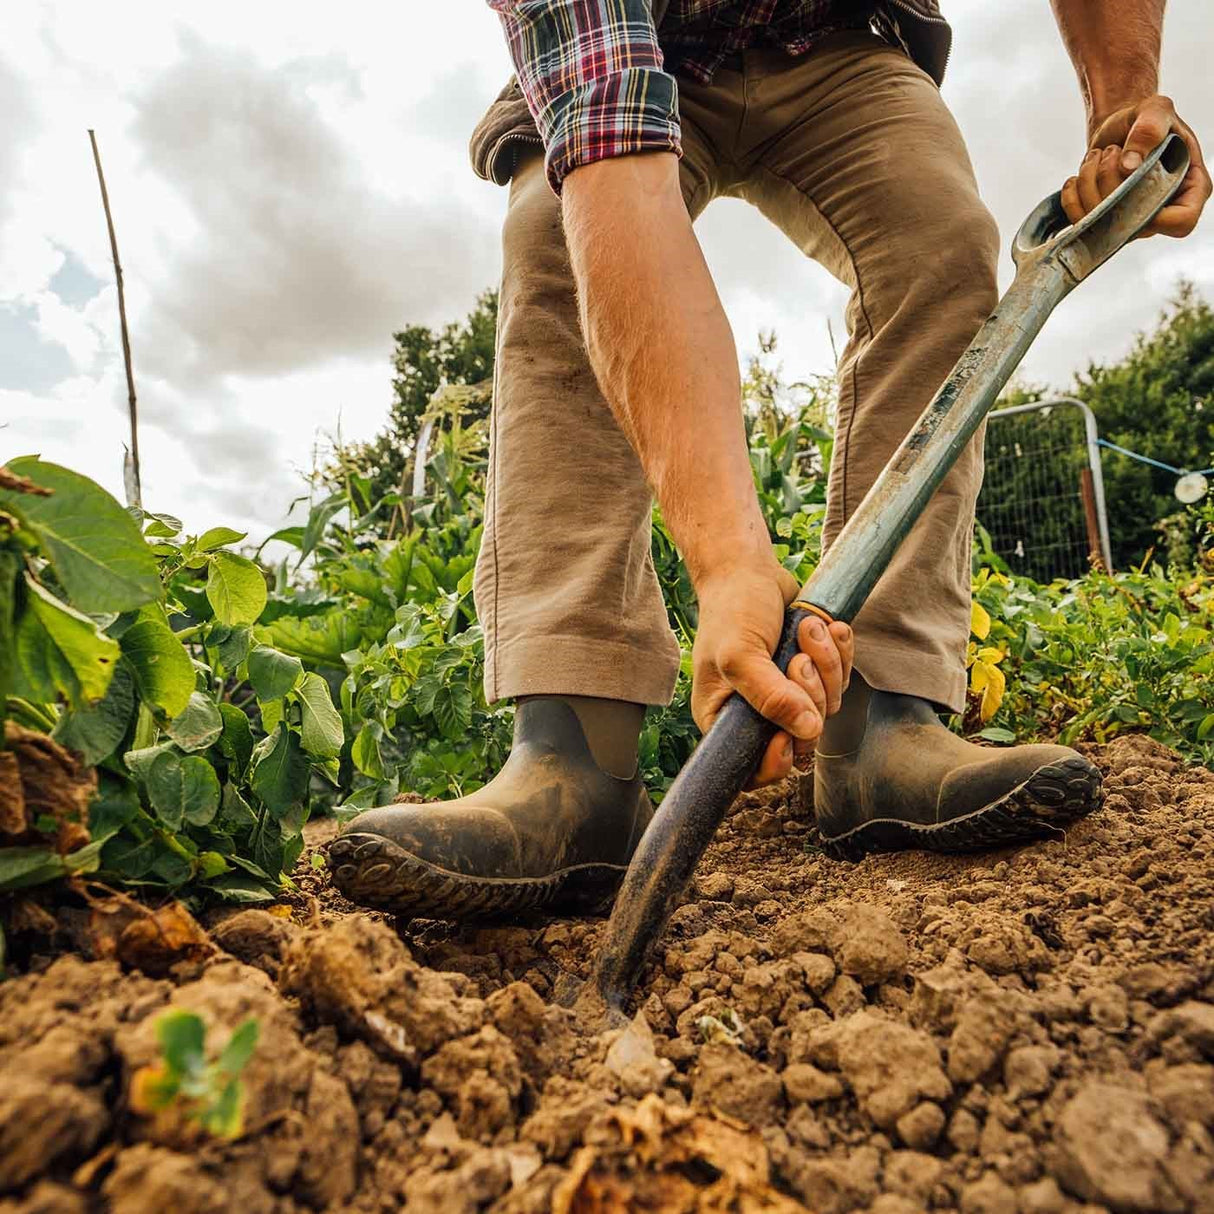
[211,625,252,671]
[246,646,302,700]
[1198,713,1214,741]
[14,576,120,705]
[249,724,309,816]
[295,671,344,758]
[433,683,472,739]
[217,783,257,833]
[196,527,248,552]
[296,492,346,568]
[1,457,161,611]
[121,619,195,718]
[218,1018,260,1075]
[147,749,221,830]
[0,837,107,890]
[0,548,20,708]
[143,513,183,538]
[123,741,176,783]
[156,1010,206,1076]
[53,661,137,764]
[259,697,284,734]
[205,1076,246,1137]
[208,873,275,904]
[217,704,254,775]
[263,608,362,668]
[89,772,142,838]
[166,691,224,752]
[351,722,385,779]
[206,552,267,626]
[977,726,1017,744]
[101,832,158,882]
[256,525,305,553]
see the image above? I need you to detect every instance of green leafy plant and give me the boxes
[965,554,1214,762]
[0,459,343,902]
[130,1010,259,1139]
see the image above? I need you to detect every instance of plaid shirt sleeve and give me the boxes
[488,0,682,194]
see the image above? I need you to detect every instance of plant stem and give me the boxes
[6,697,58,732]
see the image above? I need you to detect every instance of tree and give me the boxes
[1076,282,1214,567]
[327,291,498,513]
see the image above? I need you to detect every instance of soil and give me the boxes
[2,732,1213,1214]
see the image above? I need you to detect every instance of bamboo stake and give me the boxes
[88,129,141,509]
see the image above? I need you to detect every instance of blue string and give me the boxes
[1097,438,1214,478]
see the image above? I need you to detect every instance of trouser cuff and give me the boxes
[485,633,681,707]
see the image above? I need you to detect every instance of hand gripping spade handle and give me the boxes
[593,135,1190,1012]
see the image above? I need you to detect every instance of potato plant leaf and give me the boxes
[1,457,160,612]
[196,527,248,552]
[295,671,344,758]
[249,724,309,816]
[147,749,221,830]
[166,692,224,753]
[351,721,386,779]
[210,625,252,671]
[0,548,19,707]
[14,576,120,706]
[217,704,255,776]
[206,552,267,626]
[0,836,107,890]
[53,661,137,764]
[121,619,195,718]
[246,646,302,700]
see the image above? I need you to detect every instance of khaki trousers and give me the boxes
[474,30,999,715]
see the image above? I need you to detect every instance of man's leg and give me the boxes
[331,142,723,915]
[476,151,682,710]
[734,33,1102,852]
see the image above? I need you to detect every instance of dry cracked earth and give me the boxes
[1,733,1213,1214]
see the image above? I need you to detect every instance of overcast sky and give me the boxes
[3,1,1211,542]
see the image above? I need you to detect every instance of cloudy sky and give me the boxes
[3,1,1211,542]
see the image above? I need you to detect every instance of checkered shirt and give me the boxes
[488,0,874,192]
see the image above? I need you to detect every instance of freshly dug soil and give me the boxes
[2,733,1213,1214]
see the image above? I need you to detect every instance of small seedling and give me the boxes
[130,1009,260,1138]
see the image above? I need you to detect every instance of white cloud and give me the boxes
[3,0,1212,543]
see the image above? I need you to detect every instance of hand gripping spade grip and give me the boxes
[593,136,1190,1012]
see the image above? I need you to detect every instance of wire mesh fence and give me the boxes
[977,399,1111,583]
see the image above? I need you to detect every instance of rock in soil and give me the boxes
[0,733,1212,1212]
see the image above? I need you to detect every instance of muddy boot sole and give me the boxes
[819,755,1104,861]
[327,832,627,919]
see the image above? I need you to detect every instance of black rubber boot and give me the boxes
[814,676,1103,859]
[328,698,652,918]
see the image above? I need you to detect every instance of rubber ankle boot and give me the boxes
[328,698,652,918]
[814,675,1103,859]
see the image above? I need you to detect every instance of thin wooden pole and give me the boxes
[1080,467,1106,572]
[88,130,141,509]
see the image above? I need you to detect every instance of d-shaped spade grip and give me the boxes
[592,137,1189,1013]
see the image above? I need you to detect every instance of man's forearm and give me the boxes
[562,153,775,589]
[1050,0,1164,136]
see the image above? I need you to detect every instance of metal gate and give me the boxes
[977,397,1113,582]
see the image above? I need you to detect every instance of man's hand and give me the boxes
[1061,95,1211,237]
[691,559,854,787]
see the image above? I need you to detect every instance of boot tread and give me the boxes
[819,755,1103,861]
[328,831,625,918]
